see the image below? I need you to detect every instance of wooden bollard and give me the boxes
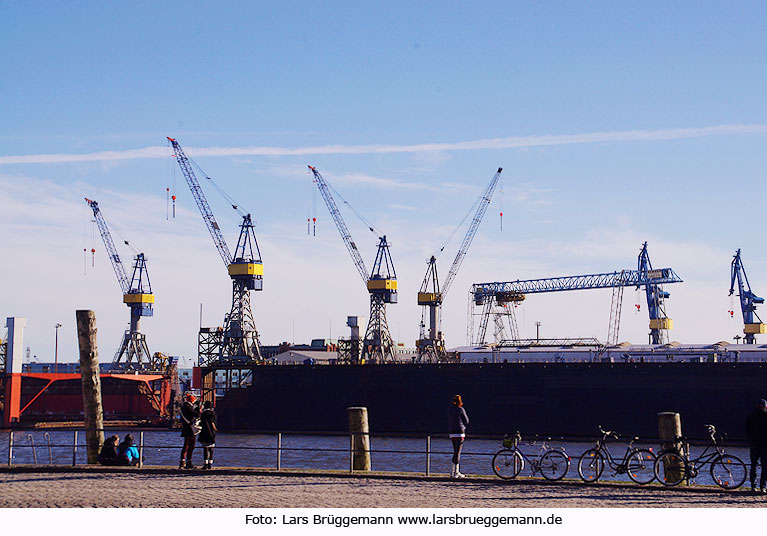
[657,412,685,484]
[347,407,371,471]
[76,310,104,464]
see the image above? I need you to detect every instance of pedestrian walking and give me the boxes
[199,401,217,470]
[179,392,201,469]
[746,398,767,492]
[447,394,469,478]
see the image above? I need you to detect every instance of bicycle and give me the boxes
[492,431,570,481]
[577,426,657,484]
[653,424,747,489]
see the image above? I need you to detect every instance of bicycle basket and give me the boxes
[502,437,515,448]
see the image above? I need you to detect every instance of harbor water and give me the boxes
[0,429,751,487]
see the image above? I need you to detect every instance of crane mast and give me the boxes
[730,249,765,344]
[637,242,674,344]
[168,137,263,365]
[85,198,157,370]
[417,167,502,362]
[309,165,398,363]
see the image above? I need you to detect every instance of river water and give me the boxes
[0,430,751,487]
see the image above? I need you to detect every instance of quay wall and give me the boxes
[215,362,767,440]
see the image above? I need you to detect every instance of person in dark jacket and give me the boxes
[179,392,201,469]
[98,435,120,466]
[198,401,218,470]
[746,398,767,492]
[447,394,469,478]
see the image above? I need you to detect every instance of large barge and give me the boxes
[212,341,767,441]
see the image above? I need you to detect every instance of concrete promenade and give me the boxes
[0,466,764,508]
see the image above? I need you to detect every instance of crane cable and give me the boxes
[169,140,250,221]
[316,169,382,236]
[430,190,484,260]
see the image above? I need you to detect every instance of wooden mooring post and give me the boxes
[76,310,104,464]
[657,411,685,484]
[347,407,371,471]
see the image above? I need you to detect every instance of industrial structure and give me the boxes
[470,242,682,345]
[416,167,503,362]
[85,198,159,371]
[730,249,766,344]
[168,137,264,366]
[309,165,398,363]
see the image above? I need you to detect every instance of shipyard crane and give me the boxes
[309,165,398,363]
[167,137,263,365]
[417,167,503,362]
[471,242,682,345]
[729,249,765,344]
[85,198,158,370]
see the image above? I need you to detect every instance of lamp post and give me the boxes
[535,321,541,341]
[54,323,62,373]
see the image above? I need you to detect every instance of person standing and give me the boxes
[447,394,469,478]
[198,401,217,470]
[745,398,767,492]
[179,392,201,469]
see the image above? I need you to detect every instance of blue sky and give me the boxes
[2,2,767,365]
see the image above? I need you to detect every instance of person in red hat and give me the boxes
[179,392,201,469]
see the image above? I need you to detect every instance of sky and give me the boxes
[2,1,767,367]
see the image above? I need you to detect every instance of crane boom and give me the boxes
[308,165,369,283]
[442,167,502,297]
[167,137,232,266]
[85,198,130,294]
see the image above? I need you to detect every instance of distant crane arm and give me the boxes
[168,137,232,266]
[309,165,369,283]
[85,198,130,294]
[441,167,503,297]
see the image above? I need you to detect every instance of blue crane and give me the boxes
[472,242,682,344]
[85,198,156,370]
[729,249,765,344]
[417,168,503,361]
[309,165,398,363]
[168,137,263,364]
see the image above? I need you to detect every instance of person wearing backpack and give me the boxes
[179,392,201,469]
[198,401,218,470]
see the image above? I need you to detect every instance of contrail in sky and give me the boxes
[1,124,766,165]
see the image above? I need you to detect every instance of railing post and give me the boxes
[349,434,354,473]
[72,430,78,466]
[426,435,431,476]
[8,430,13,467]
[138,431,144,469]
[44,432,52,464]
[276,433,282,471]
[27,434,37,464]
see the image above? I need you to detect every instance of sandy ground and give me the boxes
[0,467,764,508]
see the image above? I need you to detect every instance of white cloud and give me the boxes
[2,124,766,165]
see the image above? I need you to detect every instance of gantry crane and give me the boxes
[168,137,264,365]
[417,167,503,361]
[309,165,398,363]
[471,242,682,345]
[85,198,159,370]
[730,249,765,344]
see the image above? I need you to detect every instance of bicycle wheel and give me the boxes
[577,449,604,482]
[539,450,570,481]
[654,451,686,486]
[492,449,524,480]
[710,454,747,490]
[626,448,657,485]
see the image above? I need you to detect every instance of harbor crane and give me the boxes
[471,242,682,345]
[417,167,503,362]
[729,249,765,344]
[168,137,264,365]
[309,165,398,363]
[85,198,159,370]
